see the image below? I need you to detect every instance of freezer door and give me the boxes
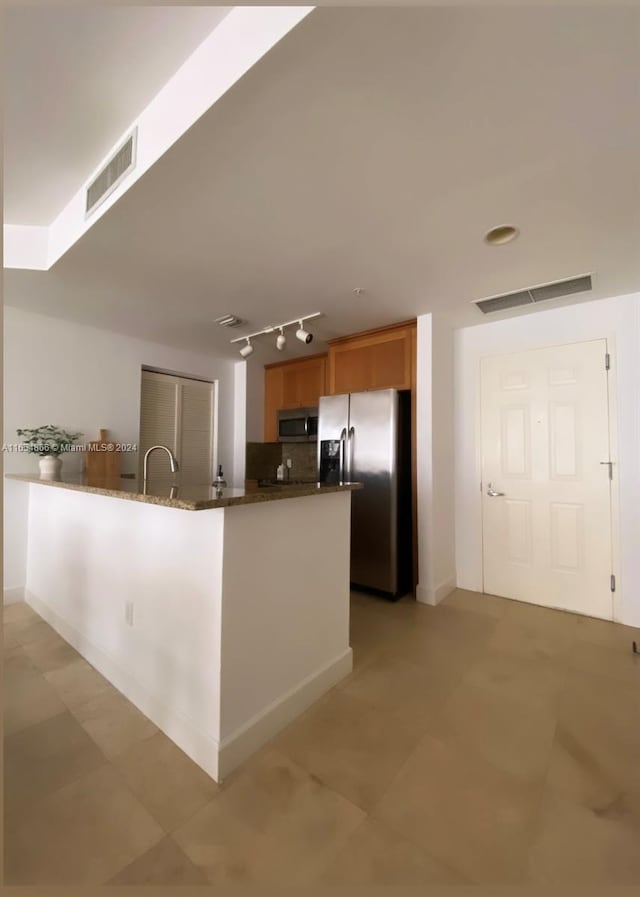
[348,389,399,593]
[317,393,349,482]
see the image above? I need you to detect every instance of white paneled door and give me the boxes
[481,340,613,619]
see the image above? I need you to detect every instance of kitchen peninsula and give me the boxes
[7,473,361,781]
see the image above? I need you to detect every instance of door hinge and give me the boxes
[605,353,611,370]
[610,574,616,593]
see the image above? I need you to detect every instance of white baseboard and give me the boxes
[3,587,25,605]
[25,590,220,781]
[416,578,456,607]
[218,647,353,781]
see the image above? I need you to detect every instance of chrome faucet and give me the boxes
[143,445,179,482]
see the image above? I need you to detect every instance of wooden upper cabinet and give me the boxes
[263,366,284,442]
[263,354,327,441]
[279,355,326,409]
[327,321,416,395]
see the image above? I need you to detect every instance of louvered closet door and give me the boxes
[139,372,179,480]
[178,380,214,482]
[139,370,215,483]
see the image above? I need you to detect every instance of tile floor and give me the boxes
[3,590,640,885]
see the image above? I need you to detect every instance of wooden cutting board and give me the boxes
[84,429,120,481]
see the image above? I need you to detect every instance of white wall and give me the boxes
[3,305,240,591]
[25,484,225,778]
[416,313,457,605]
[455,292,640,627]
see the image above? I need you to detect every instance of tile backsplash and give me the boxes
[246,442,317,482]
[281,443,317,480]
[245,442,282,481]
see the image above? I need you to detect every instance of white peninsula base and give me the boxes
[20,482,354,781]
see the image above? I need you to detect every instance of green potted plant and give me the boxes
[16,425,83,480]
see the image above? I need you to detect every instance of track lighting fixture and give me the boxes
[229,313,321,358]
[295,321,313,344]
[239,338,254,358]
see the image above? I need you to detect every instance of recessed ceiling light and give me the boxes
[484,225,519,246]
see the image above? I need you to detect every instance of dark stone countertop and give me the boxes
[5,473,362,511]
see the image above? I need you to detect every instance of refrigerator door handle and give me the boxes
[347,426,355,480]
[339,428,347,481]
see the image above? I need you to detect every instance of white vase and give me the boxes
[39,455,62,480]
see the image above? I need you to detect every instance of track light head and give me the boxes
[276,328,286,351]
[239,339,254,358]
[295,321,313,344]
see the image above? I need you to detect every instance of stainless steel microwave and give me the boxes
[277,407,318,442]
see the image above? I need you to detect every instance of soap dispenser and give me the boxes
[213,464,227,488]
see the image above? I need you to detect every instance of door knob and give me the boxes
[486,482,505,497]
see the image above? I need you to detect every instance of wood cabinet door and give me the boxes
[264,366,283,442]
[277,356,326,409]
[329,327,413,395]
[296,356,326,406]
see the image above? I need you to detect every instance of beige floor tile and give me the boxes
[4,664,68,736]
[6,593,640,886]
[4,710,106,817]
[462,646,566,712]
[563,633,640,685]
[3,643,38,678]
[503,598,583,638]
[174,750,365,884]
[111,730,219,831]
[23,629,82,673]
[106,836,208,885]
[5,764,164,885]
[3,627,21,650]
[427,677,557,786]
[172,790,258,883]
[527,791,640,884]
[374,731,540,883]
[3,601,38,624]
[385,607,499,673]
[5,616,59,648]
[481,612,576,665]
[575,614,640,649]
[70,689,158,758]
[442,588,509,619]
[320,816,467,884]
[339,649,459,726]
[45,657,115,709]
[407,601,499,642]
[272,688,425,812]
[546,668,640,808]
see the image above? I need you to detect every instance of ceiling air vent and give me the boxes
[215,314,246,328]
[475,274,592,315]
[85,128,137,217]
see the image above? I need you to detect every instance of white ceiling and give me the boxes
[4,5,230,224]
[5,7,640,362]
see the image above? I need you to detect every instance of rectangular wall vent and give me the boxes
[85,128,137,217]
[474,274,592,315]
[214,314,246,328]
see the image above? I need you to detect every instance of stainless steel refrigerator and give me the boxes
[317,388,412,599]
